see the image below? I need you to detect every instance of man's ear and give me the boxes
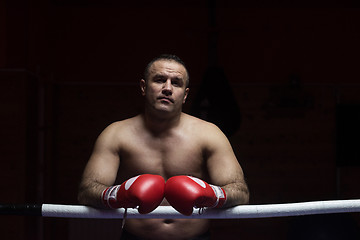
[140,79,146,96]
[183,88,190,104]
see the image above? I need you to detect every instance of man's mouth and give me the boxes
[158,97,174,103]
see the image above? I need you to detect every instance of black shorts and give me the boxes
[120,229,211,240]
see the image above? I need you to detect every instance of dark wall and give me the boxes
[2,1,360,239]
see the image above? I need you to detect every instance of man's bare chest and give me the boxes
[118,135,207,180]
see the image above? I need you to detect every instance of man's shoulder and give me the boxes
[182,113,221,133]
[104,115,141,133]
[182,114,230,150]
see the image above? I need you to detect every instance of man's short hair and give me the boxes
[143,54,190,87]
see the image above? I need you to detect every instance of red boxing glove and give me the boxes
[102,174,165,214]
[165,176,226,216]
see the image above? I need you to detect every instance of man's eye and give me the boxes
[172,80,183,87]
[155,78,165,82]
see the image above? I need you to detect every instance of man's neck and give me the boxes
[141,111,182,136]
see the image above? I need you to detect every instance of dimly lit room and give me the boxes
[1,0,360,239]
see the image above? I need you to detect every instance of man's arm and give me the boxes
[78,123,120,208]
[205,124,249,207]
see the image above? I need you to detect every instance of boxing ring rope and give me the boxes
[1,199,360,219]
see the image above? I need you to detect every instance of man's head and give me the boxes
[140,54,190,116]
[143,54,190,88]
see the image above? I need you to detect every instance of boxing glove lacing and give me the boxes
[102,185,120,209]
[210,185,223,208]
[195,185,223,215]
[119,208,127,239]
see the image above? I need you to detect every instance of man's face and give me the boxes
[141,60,189,115]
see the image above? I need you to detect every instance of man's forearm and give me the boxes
[222,182,249,208]
[78,180,109,208]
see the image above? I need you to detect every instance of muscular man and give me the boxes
[78,54,249,240]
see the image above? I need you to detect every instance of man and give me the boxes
[78,54,249,240]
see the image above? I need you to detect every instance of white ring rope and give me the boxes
[39,199,360,219]
[2,200,360,219]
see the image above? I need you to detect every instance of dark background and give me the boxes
[2,0,360,239]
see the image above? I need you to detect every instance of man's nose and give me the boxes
[162,79,173,95]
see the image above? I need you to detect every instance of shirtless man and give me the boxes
[78,54,249,240]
